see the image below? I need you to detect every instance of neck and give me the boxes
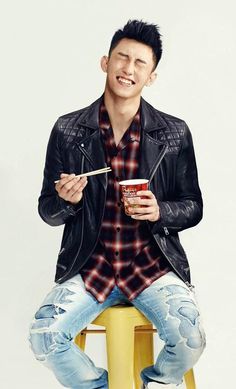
[103,88,141,133]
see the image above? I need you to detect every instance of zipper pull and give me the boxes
[185,281,195,292]
[163,227,169,236]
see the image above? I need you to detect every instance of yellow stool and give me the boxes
[75,305,196,389]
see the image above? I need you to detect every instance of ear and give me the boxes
[146,72,157,87]
[100,55,109,73]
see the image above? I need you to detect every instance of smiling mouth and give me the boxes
[116,76,135,86]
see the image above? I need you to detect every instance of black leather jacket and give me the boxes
[38,95,203,288]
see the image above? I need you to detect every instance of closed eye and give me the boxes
[117,52,129,59]
[117,52,147,66]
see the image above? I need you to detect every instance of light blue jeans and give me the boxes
[29,271,206,388]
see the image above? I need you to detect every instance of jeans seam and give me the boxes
[132,298,169,374]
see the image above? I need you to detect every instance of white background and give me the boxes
[1,1,236,388]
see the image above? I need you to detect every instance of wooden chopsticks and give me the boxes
[54,167,112,184]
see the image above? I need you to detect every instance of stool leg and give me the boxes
[74,328,87,351]
[134,325,154,389]
[184,369,196,389]
[106,322,135,389]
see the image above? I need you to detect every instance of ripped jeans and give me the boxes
[28,271,206,388]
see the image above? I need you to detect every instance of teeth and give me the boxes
[118,77,133,85]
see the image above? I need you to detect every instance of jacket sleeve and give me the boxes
[150,123,203,235]
[38,120,83,226]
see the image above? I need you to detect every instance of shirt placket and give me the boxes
[109,147,124,281]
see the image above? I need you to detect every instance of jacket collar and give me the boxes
[77,94,167,133]
[76,95,168,190]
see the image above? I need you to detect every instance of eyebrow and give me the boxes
[117,51,147,65]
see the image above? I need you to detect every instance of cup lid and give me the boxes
[119,179,149,185]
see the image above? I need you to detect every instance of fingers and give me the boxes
[70,177,88,195]
[55,174,88,204]
[130,205,160,221]
[125,193,156,207]
[128,205,156,215]
[124,190,160,222]
[136,190,155,198]
[131,213,155,220]
[55,173,75,191]
[126,197,154,206]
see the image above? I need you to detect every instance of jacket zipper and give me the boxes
[148,143,168,184]
[147,143,195,291]
[152,235,194,290]
[57,155,109,283]
[163,227,169,235]
[57,155,86,282]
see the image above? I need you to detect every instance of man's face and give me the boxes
[101,38,157,99]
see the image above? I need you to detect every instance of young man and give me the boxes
[29,20,206,389]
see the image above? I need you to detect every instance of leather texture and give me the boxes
[38,95,203,285]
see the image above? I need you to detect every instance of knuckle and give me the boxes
[75,182,83,191]
[64,183,71,191]
[58,187,64,195]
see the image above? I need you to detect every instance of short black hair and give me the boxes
[108,19,163,70]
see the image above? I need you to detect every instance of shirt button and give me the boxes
[116,274,120,279]
[116,227,120,232]
[117,202,121,207]
[116,176,120,181]
[115,251,119,256]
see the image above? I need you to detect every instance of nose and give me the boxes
[122,60,134,76]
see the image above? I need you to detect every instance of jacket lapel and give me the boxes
[76,131,107,190]
[139,133,168,183]
[139,97,168,183]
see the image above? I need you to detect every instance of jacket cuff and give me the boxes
[59,197,83,216]
[148,201,170,236]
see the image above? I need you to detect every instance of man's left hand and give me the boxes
[126,190,160,222]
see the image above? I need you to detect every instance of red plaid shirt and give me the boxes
[79,101,171,302]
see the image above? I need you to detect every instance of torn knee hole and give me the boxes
[35,304,66,319]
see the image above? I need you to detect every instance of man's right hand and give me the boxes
[55,173,88,205]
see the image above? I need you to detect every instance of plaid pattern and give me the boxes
[79,101,171,303]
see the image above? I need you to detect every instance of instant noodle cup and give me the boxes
[119,179,149,216]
